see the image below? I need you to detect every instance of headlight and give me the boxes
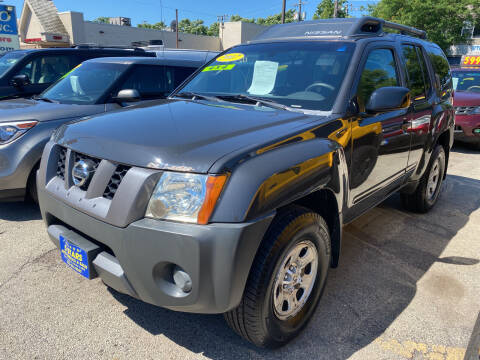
[0,121,38,145]
[146,172,227,224]
[470,106,480,114]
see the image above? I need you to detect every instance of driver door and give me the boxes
[349,45,411,206]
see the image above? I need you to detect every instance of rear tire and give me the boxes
[401,145,445,213]
[224,206,331,348]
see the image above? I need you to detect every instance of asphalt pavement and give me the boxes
[0,144,479,360]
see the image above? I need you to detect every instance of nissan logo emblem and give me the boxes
[72,159,96,188]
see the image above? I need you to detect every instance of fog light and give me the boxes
[474,128,480,134]
[173,266,192,293]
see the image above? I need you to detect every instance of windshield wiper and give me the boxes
[172,91,221,103]
[32,95,58,103]
[218,94,289,111]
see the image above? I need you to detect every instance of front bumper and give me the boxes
[39,188,273,314]
[454,114,480,143]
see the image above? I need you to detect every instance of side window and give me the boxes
[120,65,168,99]
[15,55,75,84]
[416,47,431,96]
[165,66,196,93]
[357,48,399,109]
[427,46,452,99]
[402,45,428,101]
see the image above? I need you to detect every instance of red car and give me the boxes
[452,63,480,149]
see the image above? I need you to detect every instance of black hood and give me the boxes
[0,98,104,123]
[55,99,326,173]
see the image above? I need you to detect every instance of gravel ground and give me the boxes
[0,144,479,360]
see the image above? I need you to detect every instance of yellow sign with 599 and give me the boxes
[461,55,480,66]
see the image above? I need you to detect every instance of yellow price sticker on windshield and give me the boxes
[202,64,236,72]
[216,53,245,62]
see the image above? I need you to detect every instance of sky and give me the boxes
[2,0,377,27]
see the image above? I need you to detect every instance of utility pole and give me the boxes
[217,14,228,49]
[333,0,339,18]
[281,0,286,23]
[175,9,179,49]
[293,0,306,22]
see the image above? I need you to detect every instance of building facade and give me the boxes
[16,0,267,52]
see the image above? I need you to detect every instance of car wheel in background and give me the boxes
[401,145,446,213]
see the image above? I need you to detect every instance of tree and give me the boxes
[230,15,255,23]
[369,0,480,52]
[207,22,220,37]
[178,19,209,35]
[313,0,348,19]
[138,21,167,30]
[257,9,296,25]
[230,9,296,26]
[93,17,110,24]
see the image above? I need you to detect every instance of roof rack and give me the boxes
[73,44,146,51]
[383,20,426,39]
[252,17,426,42]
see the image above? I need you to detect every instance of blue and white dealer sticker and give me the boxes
[59,235,90,278]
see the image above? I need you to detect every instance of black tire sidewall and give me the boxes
[422,146,446,209]
[261,215,330,345]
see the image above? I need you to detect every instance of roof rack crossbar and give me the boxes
[383,20,427,39]
[251,16,427,42]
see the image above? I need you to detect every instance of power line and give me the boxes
[217,14,229,26]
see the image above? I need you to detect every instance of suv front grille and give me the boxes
[54,147,131,200]
[455,106,475,115]
[103,165,131,200]
[56,147,67,180]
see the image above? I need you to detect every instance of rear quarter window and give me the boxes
[427,46,452,99]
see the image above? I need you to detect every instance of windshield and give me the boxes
[41,62,126,104]
[0,52,25,78]
[178,41,355,112]
[452,70,480,93]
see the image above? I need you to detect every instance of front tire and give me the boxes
[401,145,445,213]
[26,164,39,204]
[224,206,331,348]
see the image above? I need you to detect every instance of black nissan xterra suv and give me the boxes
[37,17,454,348]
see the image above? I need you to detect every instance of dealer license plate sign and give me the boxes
[60,235,90,278]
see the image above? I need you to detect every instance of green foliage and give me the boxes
[369,0,480,52]
[230,9,296,26]
[230,15,255,23]
[178,19,209,35]
[93,17,110,24]
[313,0,348,19]
[207,22,220,37]
[358,69,397,107]
[137,19,218,36]
[257,9,296,25]
[138,21,167,30]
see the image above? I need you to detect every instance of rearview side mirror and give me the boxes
[10,74,31,88]
[114,89,141,104]
[366,86,411,113]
